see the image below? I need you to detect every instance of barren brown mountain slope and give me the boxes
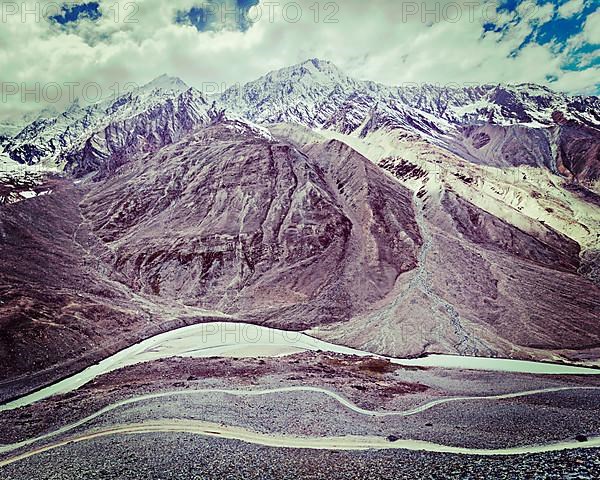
[81,120,421,328]
[273,124,600,361]
[0,119,422,393]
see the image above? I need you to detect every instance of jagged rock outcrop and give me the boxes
[66,89,212,177]
[552,119,600,183]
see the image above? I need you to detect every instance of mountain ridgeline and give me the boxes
[3,59,600,184]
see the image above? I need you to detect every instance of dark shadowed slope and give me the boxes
[0,181,147,392]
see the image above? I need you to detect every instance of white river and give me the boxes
[1,322,598,413]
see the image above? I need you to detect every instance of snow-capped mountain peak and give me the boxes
[270,58,352,84]
[4,75,211,172]
[218,58,359,126]
[3,60,598,183]
[141,74,189,93]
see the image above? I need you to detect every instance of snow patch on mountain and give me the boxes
[4,79,213,174]
[310,126,600,250]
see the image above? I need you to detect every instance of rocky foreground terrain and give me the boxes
[4,434,599,480]
[0,353,599,479]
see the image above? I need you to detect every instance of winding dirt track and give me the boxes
[2,323,599,467]
[2,418,600,468]
[2,385,600,466]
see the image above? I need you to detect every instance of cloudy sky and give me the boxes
[0,0,598,119]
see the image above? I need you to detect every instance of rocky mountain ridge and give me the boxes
[4,76,213,175]
[3,59,599,184]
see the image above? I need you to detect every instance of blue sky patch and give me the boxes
[484,1,598,77]
[49,2,101,25]
[535,3,595,45]
[175,6,209,32]
[175,0,260,32]
[237,0,260,9]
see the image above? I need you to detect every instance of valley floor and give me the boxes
[1,353,599,479]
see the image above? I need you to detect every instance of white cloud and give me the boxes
[581,8,600,44]
[552,66,600,94]
[0,0,597,121]
[520,1,555,25]
[557,0,586,19]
